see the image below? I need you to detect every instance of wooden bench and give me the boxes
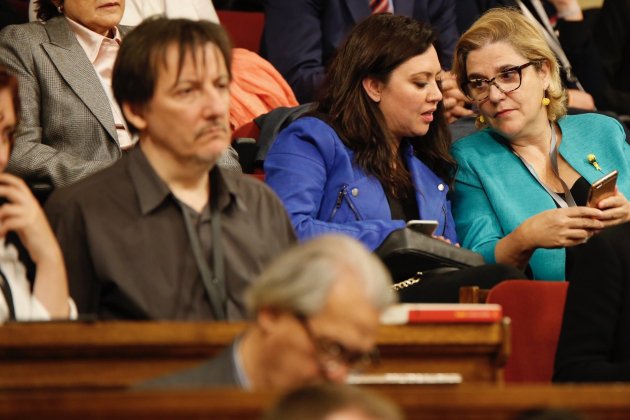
[0,319,508,389]
[2,384,630,419]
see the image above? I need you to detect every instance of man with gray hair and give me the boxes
[140,234,396,391]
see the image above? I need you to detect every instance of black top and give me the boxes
[385,186,420,222]
[556,176,590,207]
[554,222,630,381]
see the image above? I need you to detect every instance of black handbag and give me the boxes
[375,228,485,282]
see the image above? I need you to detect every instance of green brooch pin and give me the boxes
[587,154,602,172]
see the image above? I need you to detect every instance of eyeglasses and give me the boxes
[464,61,537,101]
[295,315,379,375]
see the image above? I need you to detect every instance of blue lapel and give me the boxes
[403,142,448,221]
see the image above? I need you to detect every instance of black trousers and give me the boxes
[396,263,527,303]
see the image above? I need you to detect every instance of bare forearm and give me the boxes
[31,245,70,319]
[494,226,535,271]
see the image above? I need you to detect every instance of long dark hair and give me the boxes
[316,14,455,197]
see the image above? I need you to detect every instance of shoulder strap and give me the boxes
[0,269,16,321]
[515,0,585,91]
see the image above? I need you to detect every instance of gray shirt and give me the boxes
[45,147,296,320]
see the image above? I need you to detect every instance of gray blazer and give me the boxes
[0,17,241,199]
[0,17,131,197]
[137,343,242,389]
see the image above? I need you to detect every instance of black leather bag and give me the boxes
[375,228,485,281]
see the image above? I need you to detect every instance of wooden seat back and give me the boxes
[486,280,568,382]
[0,319,509,389]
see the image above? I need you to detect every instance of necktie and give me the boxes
[370,0,391,14]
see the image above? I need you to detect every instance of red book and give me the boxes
[380,303,503,324]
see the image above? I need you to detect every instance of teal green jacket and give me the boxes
[451,113,630,280]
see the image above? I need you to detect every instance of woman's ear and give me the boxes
[122,102,147,133]
[362,76,383,103]
[539,60,552,91]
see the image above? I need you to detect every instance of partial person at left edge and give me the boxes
[45,18,296,320]
[0,0,240,203]
[0,66,75,323]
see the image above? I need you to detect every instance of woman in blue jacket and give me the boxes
[265,14,524,301]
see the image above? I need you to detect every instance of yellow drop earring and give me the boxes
[477,114,486,124]
[542,97,550,106]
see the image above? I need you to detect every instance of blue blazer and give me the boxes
[261,0,459,103]
[264,117,458,250]
[451,113,630,280]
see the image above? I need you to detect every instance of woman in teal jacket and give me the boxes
[450,9,630,280]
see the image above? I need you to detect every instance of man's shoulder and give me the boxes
[138,344,239,389]
[45,159,129,210]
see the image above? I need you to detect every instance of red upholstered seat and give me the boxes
[217,10,265,53]
[486,280,568,383]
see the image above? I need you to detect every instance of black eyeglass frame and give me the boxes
[464,61,540,102]
[295,314,379,375]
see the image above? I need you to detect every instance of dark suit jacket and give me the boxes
[138,342,242,389]
[261,0,459,103]
[594,0,630,95]
[554,222,630,382]
[0,17,133,198]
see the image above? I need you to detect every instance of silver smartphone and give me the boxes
[406,220,439,236]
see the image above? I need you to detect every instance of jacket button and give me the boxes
[351,188,359,197]
[437,184,445,191]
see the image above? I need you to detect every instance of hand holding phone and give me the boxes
[406,220,439,236]
[587,170,618,208]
